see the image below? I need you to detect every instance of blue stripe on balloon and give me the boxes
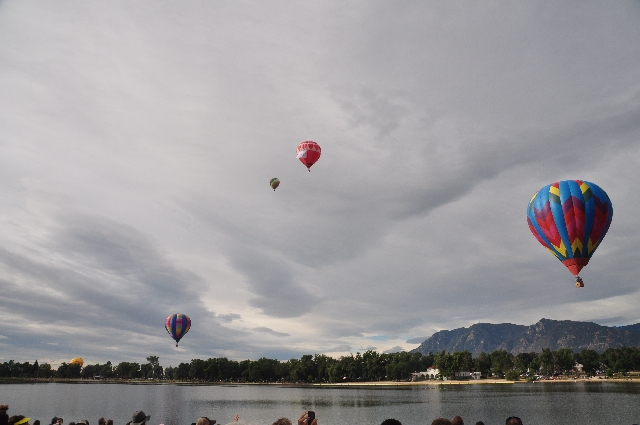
[552,181,572,260]
[527,184,565,261]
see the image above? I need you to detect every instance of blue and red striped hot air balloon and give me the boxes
[527,180,613,288]
[166,313,191,347]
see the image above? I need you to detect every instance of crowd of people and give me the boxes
[2,404,531,425]
[380,416,522,425]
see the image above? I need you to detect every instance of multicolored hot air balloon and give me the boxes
[270,178,280,191]
[70,357,84,367]
[296,141,321,171]
[527,180,613,288]
[165,313,191,347]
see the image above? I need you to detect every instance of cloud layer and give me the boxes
[1,1,639,366]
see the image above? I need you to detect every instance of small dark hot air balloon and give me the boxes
[296,141,321,171]
[166,313,191,347]
[270,178,280,191]
[527,180,613,288]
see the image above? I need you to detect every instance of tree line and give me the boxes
[2,347,640,382]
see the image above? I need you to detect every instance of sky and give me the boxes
[1,1,639,368]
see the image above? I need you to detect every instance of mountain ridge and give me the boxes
[411,318,640,357]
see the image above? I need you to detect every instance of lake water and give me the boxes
[1,382,639,425]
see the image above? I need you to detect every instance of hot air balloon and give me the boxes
[527,180,612,288]
[270,178,280,191]
[70,357,84,367]
[296,141,321,171]
[166,313,191,347]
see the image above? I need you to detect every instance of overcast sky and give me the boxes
[1,1,639,368]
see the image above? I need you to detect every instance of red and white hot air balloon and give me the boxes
[296,141,321,171]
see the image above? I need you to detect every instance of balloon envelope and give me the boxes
[70,357,84,367]
[270,178,280,191]
[166,313,191,346]
[527,180,612,277]
[296,141,321,170]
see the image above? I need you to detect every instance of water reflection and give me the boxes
[1,382,639,425]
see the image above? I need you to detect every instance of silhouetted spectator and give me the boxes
[381,420,402,425]
[0,405,8,425]
[475,422,485,425]
[33,421,40,425]
[8,416,30,425]
[196,418,215,425]
[97,418,105,425]
[506,417,523,425]
[431,419,452,425]
[296,411,317,425]
[224,415,249,425]
[131,412,150,425]
[451,416,463,425]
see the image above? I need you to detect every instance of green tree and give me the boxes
[435,351,454,378]
[38,363,54,378]
[514,352,538,375]
[146,356,163,379]
[56,362,81,379]
[474,352,492,378]
[175,362,190,380]
[539,348,554,375]
[314,354,337,382]
[555,348,575,375]
[452,351,473,374]
[140,363,152,378]
[489,350,513,377]
[114,362,140,379]
[575,349,599,375]
[505,369,519,381]
[100,361,114,378]
[189,359,207,380]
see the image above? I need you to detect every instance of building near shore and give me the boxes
[411,367,440,380]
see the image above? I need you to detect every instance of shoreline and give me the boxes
[317,377,640,386]
[2,377,640,386]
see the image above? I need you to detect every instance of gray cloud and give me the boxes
[0,1,639,365]
[216,313,241,323]
[406,337,429,344]
[252,327,291,338]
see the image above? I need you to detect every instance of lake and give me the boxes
[1,382,639,425]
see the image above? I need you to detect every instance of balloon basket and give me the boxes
[575,276,584,288]
[176,343,178,347]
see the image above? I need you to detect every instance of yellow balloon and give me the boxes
[70,357,84,367]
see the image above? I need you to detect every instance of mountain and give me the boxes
[411,318,640,357]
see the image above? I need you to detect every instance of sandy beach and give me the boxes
[316,377,640,387]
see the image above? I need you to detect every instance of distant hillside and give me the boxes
[411,318,640,357]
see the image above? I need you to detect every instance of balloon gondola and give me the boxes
[526,180,613,288]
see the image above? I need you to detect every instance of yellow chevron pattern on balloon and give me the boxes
[588,237,598,254]
[571,238,583,254]
[547,247,562,260]
[549,185,560,197]
[580,181,590,194]
[552,239,567,257]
